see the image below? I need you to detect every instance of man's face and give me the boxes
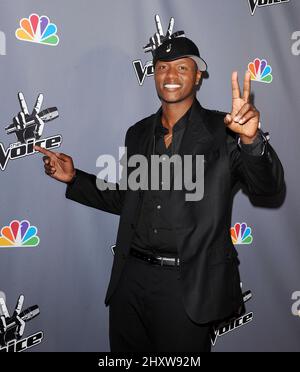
[154,57,201,104]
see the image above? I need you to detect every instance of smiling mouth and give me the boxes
[163,84,181,90]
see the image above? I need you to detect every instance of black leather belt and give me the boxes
[130,247,180,267]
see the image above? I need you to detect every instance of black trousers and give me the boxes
[109,254,212,352]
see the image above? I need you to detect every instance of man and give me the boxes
[34,18,284,352]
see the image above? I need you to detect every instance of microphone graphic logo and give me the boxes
[4,92,59,144]
[2,305,40,333]
[0,294,40,348]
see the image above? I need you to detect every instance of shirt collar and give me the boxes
[155,100,196,136]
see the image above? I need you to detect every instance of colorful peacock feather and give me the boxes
[0,220,40,247]
[16,14,59,46]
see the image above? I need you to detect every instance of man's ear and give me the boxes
[196,71,202,85]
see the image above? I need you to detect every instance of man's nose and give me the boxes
[166,65,178,79]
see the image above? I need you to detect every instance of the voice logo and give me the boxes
[0,92,61,171]
[0,293,43,352]
[248,0,290,16]
[210,288,253,346]
[132,60,154,86]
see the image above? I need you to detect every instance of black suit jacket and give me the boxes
[66,100,284,324]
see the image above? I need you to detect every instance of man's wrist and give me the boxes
[238,128,270,157]
[239,130,259,145]
[239,121,262,144]
[67,169,77,185]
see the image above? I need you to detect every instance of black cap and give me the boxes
[153,37,207,71]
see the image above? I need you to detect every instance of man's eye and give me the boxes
[178,66,187,71]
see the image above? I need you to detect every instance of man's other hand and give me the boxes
[34,146,76,183]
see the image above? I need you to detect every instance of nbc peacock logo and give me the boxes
[230,222,253,245]
[15,14,59,46]
[0,220,40,248]
[248,58,273,84]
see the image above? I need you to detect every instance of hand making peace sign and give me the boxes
[224,71,260,144]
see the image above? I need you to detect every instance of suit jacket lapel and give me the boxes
[178,100,214,157]
[138,107,161,159]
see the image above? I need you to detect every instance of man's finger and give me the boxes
[45,168,56,176]
[43,155,56,168]
[44,162,55,171]
[13,295,24,317]
[231,71,241,100]
[44,164,53,173]
[236,110,258,125]
[224,114,233,126]
[243,71,251,102]
[33,93,44,114]
[34,145,55,158]
[42,156,50,165]
[155,14,164,36]
[55,152,70,162]
[45,167,52,175]
[18,92,29,115]
[234,103,252,122]
[166,17,174,37]
[0,298,9,318]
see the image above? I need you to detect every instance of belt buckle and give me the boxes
[160,256,176,267]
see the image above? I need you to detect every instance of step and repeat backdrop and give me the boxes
[0,0,299,352]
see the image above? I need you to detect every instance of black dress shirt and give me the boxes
[130,103,194,256]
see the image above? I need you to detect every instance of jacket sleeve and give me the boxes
[65,128,131,215]
[226,129,284,196]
